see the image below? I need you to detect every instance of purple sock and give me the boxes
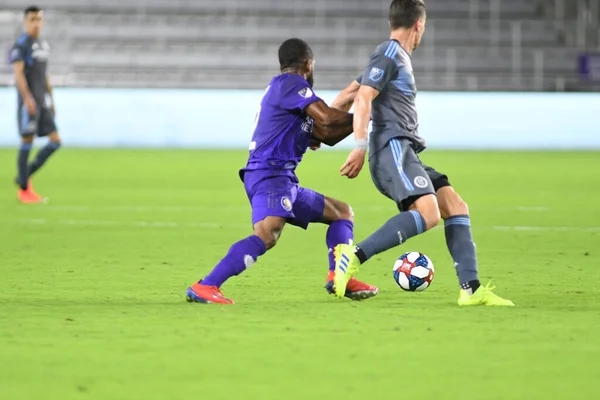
[202,235,267,288]
[326,220,354,272]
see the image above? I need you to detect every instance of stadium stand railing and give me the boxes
[0,0,598,91]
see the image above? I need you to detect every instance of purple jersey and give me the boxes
[240,73,321,181]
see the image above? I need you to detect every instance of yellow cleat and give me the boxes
[332,244,361,299]
[458,282,515,307]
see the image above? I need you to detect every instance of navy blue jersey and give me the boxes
[9,34,50,106]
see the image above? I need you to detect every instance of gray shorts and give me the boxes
[18,105,57,137]
[369,137,451,211]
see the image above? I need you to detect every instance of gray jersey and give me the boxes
[357,40,426,156]
[10,34,50,107]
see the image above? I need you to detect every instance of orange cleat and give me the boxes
[18,188,45,204]
[186,281,234,304]
[325,271,379,301]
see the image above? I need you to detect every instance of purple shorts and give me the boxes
[243,171,325,229]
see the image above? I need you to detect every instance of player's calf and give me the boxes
[322,196,354,223]
[253,216,286,250]
[437,186,468,219]
[16,137,34,191]
[437,186,482,296]
[409,194,441,230]
[28,136,61,178]
[185,217,284,304]
[352,194,438,266]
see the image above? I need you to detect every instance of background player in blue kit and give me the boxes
[10,5,62,204]
[331,0,514,306]
[186,38,378,304]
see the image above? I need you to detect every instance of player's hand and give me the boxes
[25,96,37,116]
[309,137,321,151]
[340,148,366,179]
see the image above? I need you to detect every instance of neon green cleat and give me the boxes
[333,244,361,299]
[458,282,515,306]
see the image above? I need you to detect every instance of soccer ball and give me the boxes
[393,252,434,292]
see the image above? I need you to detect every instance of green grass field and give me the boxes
[1,149,599,400]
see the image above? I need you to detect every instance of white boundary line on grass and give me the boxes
[24,218,250,229]
[492,226,600,232]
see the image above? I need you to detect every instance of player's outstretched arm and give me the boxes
[331,80,361,112]
[353,85,379,144]
[339,85,380,179]
[306,100,354,146]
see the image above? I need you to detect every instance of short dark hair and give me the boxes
[278,38,313,71]
[24,5,41,15]
[389,0,426,30]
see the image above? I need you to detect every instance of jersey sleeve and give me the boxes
[278,75,322,112]
[9,41,27,64]
[359,53,399,93]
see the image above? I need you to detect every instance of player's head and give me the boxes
[278,38,315,87]
[24,5,43,37]
[389,0,426,50]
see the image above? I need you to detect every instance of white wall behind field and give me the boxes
[0,88,599,150]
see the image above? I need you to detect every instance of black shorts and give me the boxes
[18,105,57,137]
[369,138,451,211]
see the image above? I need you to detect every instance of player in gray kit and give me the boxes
[331,0,513,306]
[10,6,61,203]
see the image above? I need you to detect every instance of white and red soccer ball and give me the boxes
[393,252,435,292]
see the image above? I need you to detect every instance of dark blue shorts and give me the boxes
[18,105,57,137]
[243,171,325,230]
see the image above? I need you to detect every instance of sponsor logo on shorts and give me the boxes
[281,197,293,212]
[414,176,429,188]
[369,67,384,82]
[298,87,313,99]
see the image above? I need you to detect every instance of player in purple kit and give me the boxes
[186,38,378,304]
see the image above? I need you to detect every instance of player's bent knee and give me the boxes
[253,217,285,250]
[422,207,441,230]
[338,203,354,222]
[410,194,441,230]
[438,187,469,218]
[322,197,354,223]
[457,200,469,216]
[254,228,279,250]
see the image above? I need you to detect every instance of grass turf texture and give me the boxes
[1,149,599,400]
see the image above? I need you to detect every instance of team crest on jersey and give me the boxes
[369,67,384,82]
[281,197,293,212]
[298,87,313,99]
[414,176,429,188]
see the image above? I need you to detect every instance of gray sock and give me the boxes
[28,141,61,177]
[17,143,32,190]
[357,210,426,262]
[445,215,480,286]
